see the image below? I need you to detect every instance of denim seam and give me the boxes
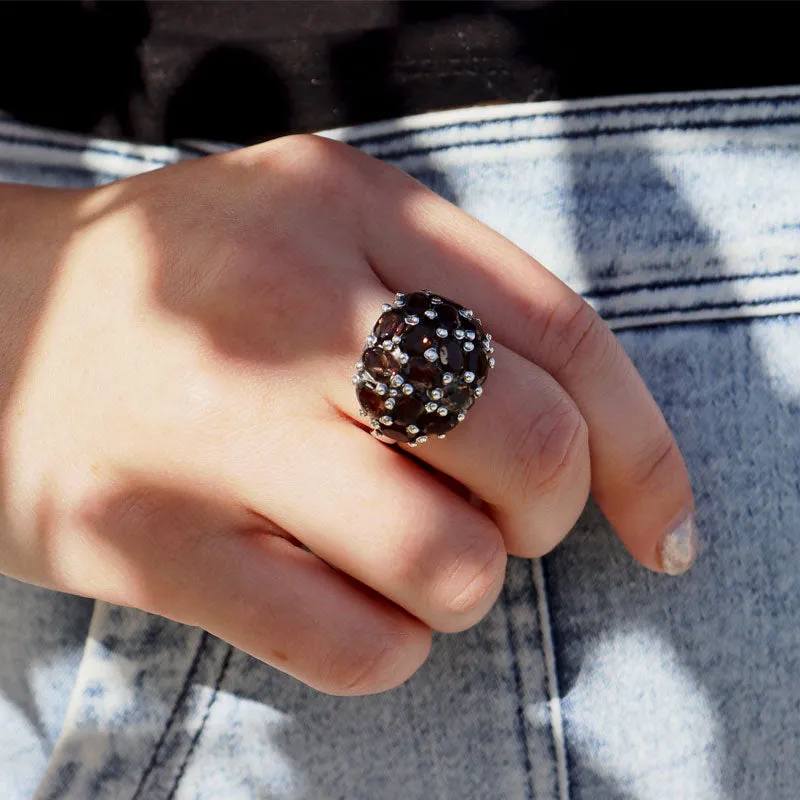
[603,293,800,322]
[129,631,211,800]
[532,559,569,800]
[165,644,234,800]
[365,116,800,161]
[500,582,536,799]
[583,269,800,300]
[343,92,800,148]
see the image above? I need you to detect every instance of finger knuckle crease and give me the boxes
[504,398,587,504]
[325,630,406,695]
[630,430,679,492]
[437,535,506,617]
[543,299,615,379]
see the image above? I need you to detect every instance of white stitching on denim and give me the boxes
[532,559,569,800]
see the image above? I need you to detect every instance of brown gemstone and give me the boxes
[404,323,440,357]
[405,356,443,387]
[438,340,465,372]
[380,425,412,443]
[421,412,460,435]
[363,347,397,381]
[374,310,405,340]
[464,347,490,385]
[433,303,460,330]
[442,383,474,412]
[391,393,425,426]
[402,292,431,315]
[356,383,386,417]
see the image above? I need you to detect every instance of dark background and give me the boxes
[0,0,797,145]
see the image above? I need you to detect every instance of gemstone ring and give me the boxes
[353,290,495,446]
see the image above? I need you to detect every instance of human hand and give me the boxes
[0,134,697,695]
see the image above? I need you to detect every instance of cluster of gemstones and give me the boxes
[353,290,495,446]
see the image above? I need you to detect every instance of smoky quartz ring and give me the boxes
[353,290,496,446]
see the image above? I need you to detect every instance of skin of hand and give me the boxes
[0,134,697,695]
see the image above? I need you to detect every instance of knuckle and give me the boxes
[320,625,421,696]
[540,296,618,380]
[433,532,507,623]
[267,133,359,203]
[503,393,589,505]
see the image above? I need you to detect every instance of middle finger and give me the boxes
[327,299,591,558]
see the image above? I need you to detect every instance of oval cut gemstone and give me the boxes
[421,412,460,435]
[380,425,412,443]
[373,310,405,340]
[363,346,397,381]
[391,393,425,426]
[442,383,474,412]
[402,292,431,315]
[357,383,386,417]
[404,356,443,387]
[404,323,440,357]
[433,303,460,330]
[438,340,465,372]
[464,348,490,385]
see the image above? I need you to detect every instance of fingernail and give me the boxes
[658,507,699,575]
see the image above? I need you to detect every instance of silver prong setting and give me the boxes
[423,348,439,362]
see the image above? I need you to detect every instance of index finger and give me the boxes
[350,148,698,575]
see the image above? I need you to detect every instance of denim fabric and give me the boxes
[1,85,799,799]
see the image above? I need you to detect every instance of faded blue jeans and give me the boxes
[1,85,799,799]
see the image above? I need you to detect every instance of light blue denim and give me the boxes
[1,85,799,799]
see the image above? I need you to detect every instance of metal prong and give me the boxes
[423,348,439,362]
[375,383,388,395]
[358,409,367,417]
[397,351,410,364]
[406,425,419,435]
[442,372,454,385]
[430,388,443,401]
[436,327,448,338]
[465,330,476,341]
[416,435,429,444]
[437,406,448,416]
[489,358,496,368]
[425,401,438,413]
[463,371,475,383]
[475,386,483,397]
[430,296,443,305]
[381,303,392,312]
[379,415,393,426]
[402,384,414,395]
[424,309,437,320]
[457,412,466,422]
[366,335,378,346]
[390,374,404,388]
[405,315,420,326]
[384,397,396,410]
[463,341,475,352]
[437,434,447,439]
[454,329,465,340]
